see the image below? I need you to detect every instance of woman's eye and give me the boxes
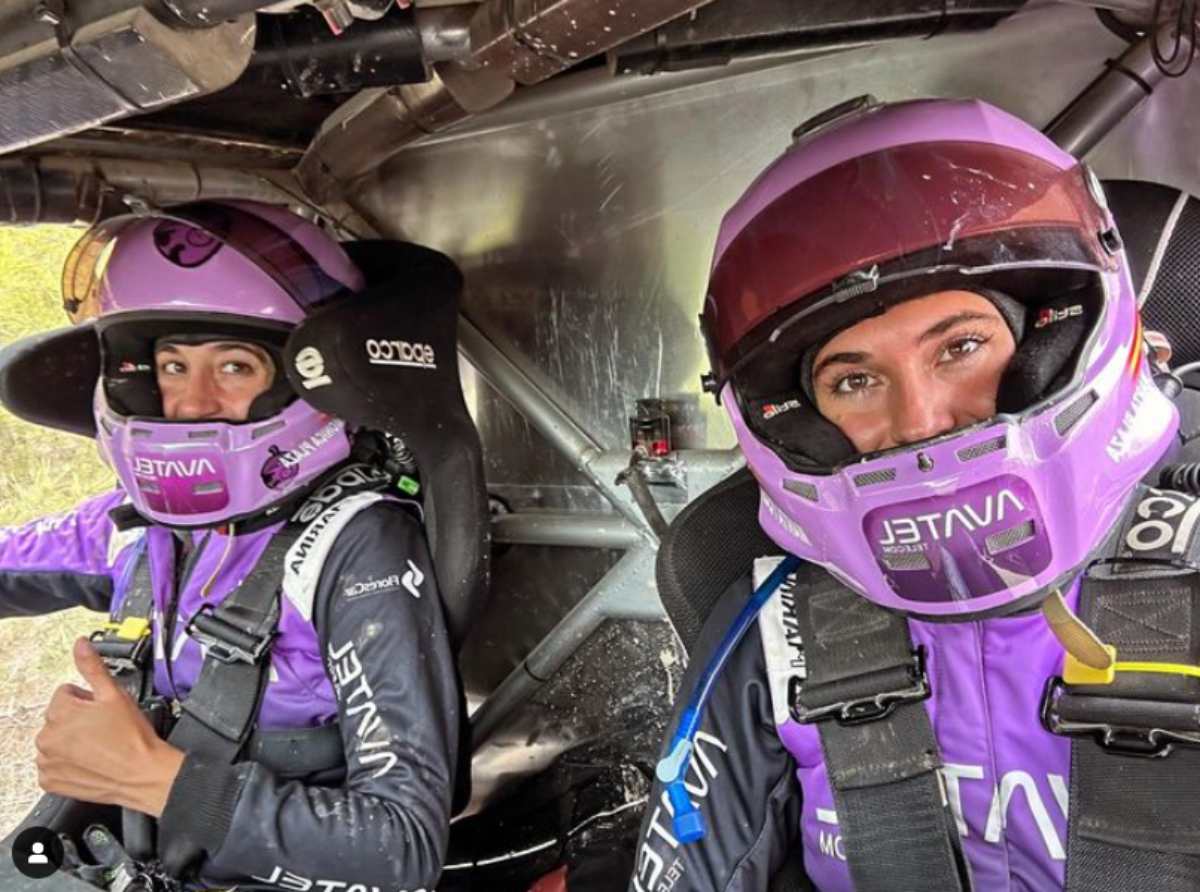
[832,372,874,395]
[941,335,987,362]
[158,360,185,375]
[220,360,253,375]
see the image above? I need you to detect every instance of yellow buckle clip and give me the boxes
[101,617,151,641]
[1062,645,1118,685]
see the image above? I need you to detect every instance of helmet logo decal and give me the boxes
[152,218,226,268]
[1034,305,1082,329]
[365,338,437,370]
[878,489,1025,546]
[762,399,802,420]
[295,346,333,390]
[763,493,810,545]
[261,446,300,490]
[1107,374,1154,463]
[261,420,341,488]
[863,475,1051,603]
[133,456,216,478]
[131,451,228,514]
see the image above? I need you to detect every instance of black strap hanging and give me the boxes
[790,571,972,892]
[104,526,299,865]
[165,527,299,762]
[1044,566,1200,891]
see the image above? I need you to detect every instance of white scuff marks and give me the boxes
[599,182,624,212]
[658,647,679,701]
[654,328,664,397]
[944,213,970,251]
[947,161,1018,191]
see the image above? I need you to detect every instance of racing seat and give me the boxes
[281,240,491,652]
[658,178,1200,657]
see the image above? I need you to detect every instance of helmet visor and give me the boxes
[703,142,1117,384]
[63,202,348,324]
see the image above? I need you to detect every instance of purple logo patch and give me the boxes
[153,217,226,268]
[261,446,300,490]
[863,474,1051,603]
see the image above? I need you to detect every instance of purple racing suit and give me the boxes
[629,566,1076,892]
[625,386,1200,892]
[0,462,460,892]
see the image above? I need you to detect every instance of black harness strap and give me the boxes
[92,539,156,705]
[1050,561,1200,890]
[100,527,302,867]
[166,526,299,762]
[91,539,164,864]
[790,571,971,892]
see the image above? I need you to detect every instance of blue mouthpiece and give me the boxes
[667,781,706,843]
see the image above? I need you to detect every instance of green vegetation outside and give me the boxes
[0,225,114,832]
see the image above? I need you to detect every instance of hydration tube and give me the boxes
[655,554,801,843]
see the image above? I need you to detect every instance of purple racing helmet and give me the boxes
[63,200,364,528]
[702,96,1179,621]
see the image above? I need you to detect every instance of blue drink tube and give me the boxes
[654,555,801,843]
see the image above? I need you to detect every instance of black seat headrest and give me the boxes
[282,240,490,652]
[1104,179,1200,369]
[656,466,777,654]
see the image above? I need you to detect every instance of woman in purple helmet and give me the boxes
[630,98,1200,891]
[0,202,462,890]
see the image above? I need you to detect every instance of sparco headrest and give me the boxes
[282,240,490,651]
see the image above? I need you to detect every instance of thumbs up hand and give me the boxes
[35,638,184,818]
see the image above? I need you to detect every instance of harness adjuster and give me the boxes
[1040,675,1200,759]
[90,618,152,675]
[185,605,275,665]
[791,647,931,726]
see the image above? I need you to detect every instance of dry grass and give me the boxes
[0,225,114,832]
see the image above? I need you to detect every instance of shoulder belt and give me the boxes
[757,557,972,892]
[1053,484,1200,891]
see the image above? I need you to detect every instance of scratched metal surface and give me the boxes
[349,0,1200,695]
[352,0,1200,490]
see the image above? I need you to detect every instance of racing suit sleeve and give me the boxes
[158,501,460,890]
[0,488,136,617]
[629,573,804,892]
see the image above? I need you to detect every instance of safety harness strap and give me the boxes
[166,526,299,761]
[1057,563,1200,890]
[791,573,971,892]
[93,538,155,704]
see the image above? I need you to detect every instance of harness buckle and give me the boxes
[791,647,931,726]
[1040,675,1200,759]
[185,605,275,665]
[90,618,152,675]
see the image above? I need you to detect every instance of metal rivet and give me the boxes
[917,452,934,472]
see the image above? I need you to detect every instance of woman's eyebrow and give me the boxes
[211,342,270,361]
[917,311,996,344]
[812,350,869,380]
[813,310,1000,378]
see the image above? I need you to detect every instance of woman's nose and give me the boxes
[891,377,958,446]
[171,374,223,420]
